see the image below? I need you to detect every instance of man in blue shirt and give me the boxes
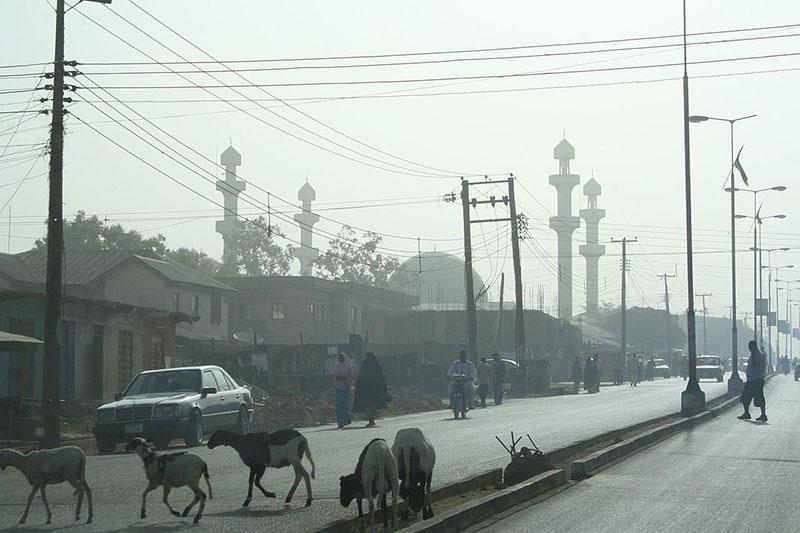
[447,350,477,411]
[738,340,767,422]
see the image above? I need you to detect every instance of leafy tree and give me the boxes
[313,225,418,290]
[34,210,166,255]
[164,247,221,277]
[227,216,293,276]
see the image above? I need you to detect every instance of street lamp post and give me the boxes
[764,253,791,361]
[688,112,755,395]
[680,0,704,414]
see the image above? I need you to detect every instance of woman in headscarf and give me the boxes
[333,352,355,429]
[352,352,391,427]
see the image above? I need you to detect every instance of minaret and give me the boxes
[216,145,246,268]
[293,182,319,276]
[579,177,606,313]
[549,138,581,319]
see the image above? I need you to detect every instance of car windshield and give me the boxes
[124,370,201,396]
[654,359,666,365]
[696,357,718,366]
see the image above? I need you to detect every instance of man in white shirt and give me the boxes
[447,350,477,410]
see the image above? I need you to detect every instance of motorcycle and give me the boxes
[449,374,472,419]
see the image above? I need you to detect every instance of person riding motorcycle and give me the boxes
[447,350,477,413]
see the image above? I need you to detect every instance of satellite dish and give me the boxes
[233,332,264,344]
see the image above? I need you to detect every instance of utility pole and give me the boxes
[460,179,478,363]
[41,0,111,450]
[458,177,525,364]
[742,311,752,330]
[657,273,676,350]
[611,237,637,359]
[494,272,505,352]
[697,292,712,354]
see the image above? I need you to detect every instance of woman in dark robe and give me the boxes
[583,355,597,393]
[352,352,391,427]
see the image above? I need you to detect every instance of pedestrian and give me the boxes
[628,355,638,387]
[680,355,688,380]
[571,355,582,393]
[613,354,624,385]
[352,352,391,427]
[637,357,644,384]
[594,355,603,393]
[476,357,495,408]
[738,340,768,422]
[646,357,655,381]
[333,352,355,429]
[584,355,597,393]
[491,352,506,405]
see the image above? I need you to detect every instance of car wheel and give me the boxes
[183,411,203,447]
[96,438,115,454]
[233,406,250,435]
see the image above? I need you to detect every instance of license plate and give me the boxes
[125,424,143,434]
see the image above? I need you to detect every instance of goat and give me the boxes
[125,437,212,524]
[391,428,435,520]
[340,438,399,532]
[207,429,315,507]
[0,446,92,525]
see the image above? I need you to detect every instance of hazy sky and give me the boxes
[2,1,800,328]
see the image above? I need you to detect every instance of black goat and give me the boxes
[207,429,315,507]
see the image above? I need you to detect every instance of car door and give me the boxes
[200,370,223,430]
[211,369,237,428]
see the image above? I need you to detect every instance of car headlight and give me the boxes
[153,405,182,418]
[97,409,115,422]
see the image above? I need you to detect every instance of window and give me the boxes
[211,294,222,324]
[211,369,231,391]
[310,303,316,322]
[352,306,359,324]
[172,292,180,312]
[272,303,286,320]
[202,371,218,391]
[191,295,199,316]
[118,330,134,392]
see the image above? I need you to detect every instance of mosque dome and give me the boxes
[396,251,486,309]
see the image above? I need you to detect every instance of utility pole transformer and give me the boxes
[611,237,637,359]
[459,177,525,364]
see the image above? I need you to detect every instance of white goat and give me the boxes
[0,446,92,525]
[391,428,436,520]
[126,437,212,524]
[362,439,399,532]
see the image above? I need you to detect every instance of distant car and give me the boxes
[93,365,254,454]
[795,363,800,382]
[652,359,671,378]
[696,355,724,382]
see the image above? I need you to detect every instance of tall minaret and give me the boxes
[549,138,581,320]
[293,182,319,276]
[579,177,606,313]
[216,145,246,268]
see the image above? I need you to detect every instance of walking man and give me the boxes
[476,357,495,408]
[491,352,506,405]
[739,340,768,422]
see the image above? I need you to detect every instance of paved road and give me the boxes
[0,376,730,532]
[472,375,799,533]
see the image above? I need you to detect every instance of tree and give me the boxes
[313,225,418,290]
[228,216,293,276]
[164,247,221,277]
[34,210,166,255]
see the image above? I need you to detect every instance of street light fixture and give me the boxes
[689,112,756,396]
[771,263,794,360]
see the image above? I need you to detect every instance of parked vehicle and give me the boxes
[652,359,671,379]
[696,356,724,382]
[450,374,471,419]
[93,365,254,454]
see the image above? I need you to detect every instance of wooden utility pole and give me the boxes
[697,292,712,354]
[507,177,525,363]
[611,237,637,359]
[657,273,676,350]
[41,0,67,449]
[494,272,505,352]
[461,179,478,362]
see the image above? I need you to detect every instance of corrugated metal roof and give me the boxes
[0,253,37,283]
[135,256,234,292]
[14,249,134,285]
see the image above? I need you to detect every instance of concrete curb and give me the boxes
[403,469,567,533]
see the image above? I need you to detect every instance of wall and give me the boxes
[103,261,167,310]
[0,297,44,399]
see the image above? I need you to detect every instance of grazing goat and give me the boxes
[0,446,92,525]
[125,437,212,524]
[391,428,436,520]
[340,438,399,532]
[207,429,315,507]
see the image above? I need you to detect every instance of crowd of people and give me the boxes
[571,353,664,393]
